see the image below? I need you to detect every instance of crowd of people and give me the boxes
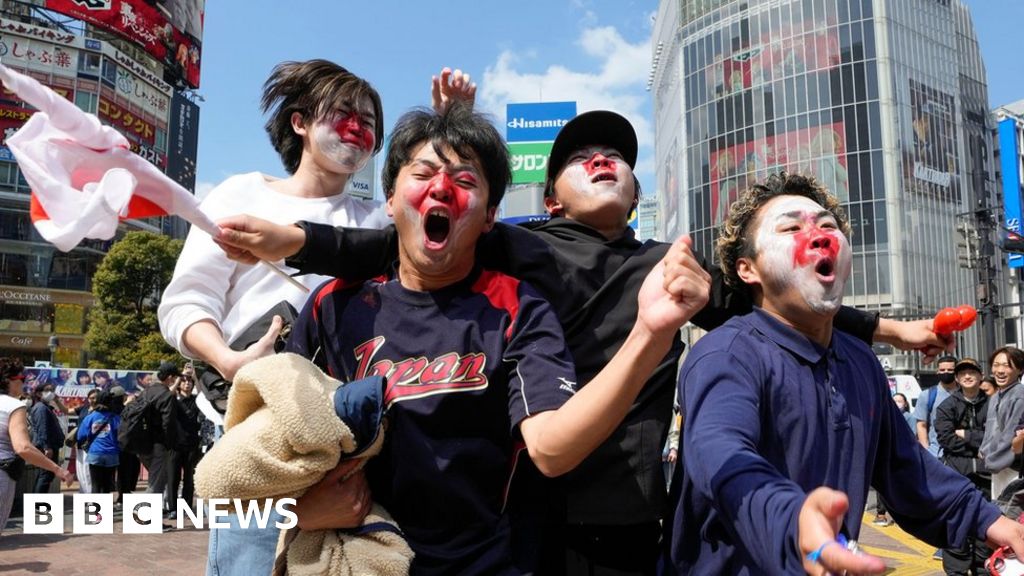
[0,357,209,536]
[2,56,1024,576]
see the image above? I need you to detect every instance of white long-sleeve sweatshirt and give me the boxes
[158,171,389,364]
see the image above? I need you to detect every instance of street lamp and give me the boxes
[47,335,59,366]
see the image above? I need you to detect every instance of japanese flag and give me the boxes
[0,61,218,252]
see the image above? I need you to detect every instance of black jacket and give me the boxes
[290,219,881,525]
[934,388,989,478]
[140,383,178,448]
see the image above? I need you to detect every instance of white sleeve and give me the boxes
[157,187,239,358]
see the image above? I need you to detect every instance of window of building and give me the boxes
[100,58,116,87]
[155,127,167,152]
[77,52,100,77]
[74,91,98,114]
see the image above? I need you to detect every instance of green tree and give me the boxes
[85,231,183,369]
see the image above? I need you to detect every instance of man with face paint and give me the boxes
[283,103,708,574]
[211,109,952,575]
[666,173,1024,575]
[158,62,475,576]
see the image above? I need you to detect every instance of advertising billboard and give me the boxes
[45,0,204,89]
[509,141,554,184]
[999,117,1023,269]
[506,101,577,143]
[709,122,849,225]
[706,1,840,98]
[17,366,159,412]
[908,79,957,194]
[166,89,199,190]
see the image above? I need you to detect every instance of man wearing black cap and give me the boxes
[211,109,951,574]
[935,357,991,574]
[137,360,181,502]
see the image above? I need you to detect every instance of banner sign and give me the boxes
[45,0,204,89]
[506,101,577,143]
[999,118,1023,269]
[18,366,159,412]
[166,90,198,190]
[509,141,554,184]
[98,97,156,145]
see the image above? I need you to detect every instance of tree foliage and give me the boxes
[85,231,183,369]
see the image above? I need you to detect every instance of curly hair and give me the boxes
[261,59,384,175]
[716,172,851,293]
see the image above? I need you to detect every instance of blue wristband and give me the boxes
[806,534,849,564]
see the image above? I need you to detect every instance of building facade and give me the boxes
[0,2,201,365]
[652,0,999,372]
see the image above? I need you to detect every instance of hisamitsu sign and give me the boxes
[506,102,577,142]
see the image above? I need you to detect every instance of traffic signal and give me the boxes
[955,220,976,269]
[1003,230,1024,254]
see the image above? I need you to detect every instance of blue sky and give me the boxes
[193,0,1023,201]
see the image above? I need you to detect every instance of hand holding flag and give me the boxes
[0,61,219,251]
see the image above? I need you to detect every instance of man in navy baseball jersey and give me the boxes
[284,103,709,574]
[668,173,1024,575]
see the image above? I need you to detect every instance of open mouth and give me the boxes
[424,209,451,247]
[814,258,835,281]
[591,171,617,183]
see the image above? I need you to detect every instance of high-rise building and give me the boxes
[651,0,1000,372]
[994,100,1024,347]
[0,1,203,365]
[637,194,659,241]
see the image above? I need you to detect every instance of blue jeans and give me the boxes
[206,509,283,576]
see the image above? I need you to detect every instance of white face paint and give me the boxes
[559,146,632,200]
[751,195,851,315]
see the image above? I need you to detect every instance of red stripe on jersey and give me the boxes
[471,270,520,341]
[312,275,386,323]
[502,439,528,513]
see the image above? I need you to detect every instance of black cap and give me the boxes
[545,110,638,195]
[157,361,181,381]
[954,358,982,375]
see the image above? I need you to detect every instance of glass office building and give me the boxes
[652,0,999,370]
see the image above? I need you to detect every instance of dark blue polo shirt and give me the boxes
[287,267,576,575]
[667,308,1001,574]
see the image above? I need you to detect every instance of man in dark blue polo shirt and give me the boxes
[667,172,1024,575]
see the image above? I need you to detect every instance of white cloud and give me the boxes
[195,180,216,202]
[479,25,653,177]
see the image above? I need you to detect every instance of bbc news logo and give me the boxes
[23,494,298,534]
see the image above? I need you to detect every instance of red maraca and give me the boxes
[932,305,977,335]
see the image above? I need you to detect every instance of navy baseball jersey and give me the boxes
[286,266,577,575]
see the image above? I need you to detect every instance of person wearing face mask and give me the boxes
[912,355,959,457]
[980,346,1024,501]
[157,61,475,576]
[28,382,65,493]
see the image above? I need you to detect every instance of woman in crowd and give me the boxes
[73,388,99,493]
[77,389,121,496]
[1,357,72,535]
[893,392,915,430]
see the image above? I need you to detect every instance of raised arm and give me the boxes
[518,235,709,476]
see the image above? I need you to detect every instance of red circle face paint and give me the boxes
[332,111,374,152]
[791,225,842,269]
[581,152,618,177]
